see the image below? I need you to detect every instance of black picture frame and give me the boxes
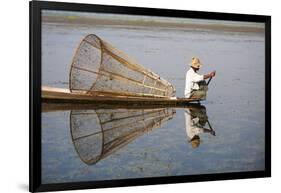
[30,0,271,192]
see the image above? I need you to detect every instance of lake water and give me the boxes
[41,17,265,184]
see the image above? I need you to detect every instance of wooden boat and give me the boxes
[42,86,203,106]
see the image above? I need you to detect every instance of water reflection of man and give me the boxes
[185,57,216,98]
[184,109,215,148]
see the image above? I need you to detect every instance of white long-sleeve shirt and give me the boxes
[184,109,204,140]
[184,68,204,98]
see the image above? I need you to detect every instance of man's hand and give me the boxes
[204,70,216,80]
[210,71,216,77]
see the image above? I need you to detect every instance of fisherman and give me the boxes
[184,108,215,149]
[185,57,216,98]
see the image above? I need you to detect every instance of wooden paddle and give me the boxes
[207,77,213,85]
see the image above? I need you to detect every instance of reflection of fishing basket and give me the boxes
[70,108,175,165]
[69,34,175,98]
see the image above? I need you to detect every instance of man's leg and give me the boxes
[190,81,208,100]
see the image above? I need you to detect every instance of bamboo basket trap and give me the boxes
[69,34,176,98]
[70,108,175,165]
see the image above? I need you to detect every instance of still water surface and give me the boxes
[42,18,265,183]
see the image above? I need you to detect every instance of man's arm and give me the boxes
[203,71,216,80]
[202,128,216,136]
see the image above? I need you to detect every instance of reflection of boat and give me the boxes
[184,105,215,149]
[70,108,175,165]
[42,101,203,112]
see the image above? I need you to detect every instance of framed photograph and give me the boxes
[30,0,271,192]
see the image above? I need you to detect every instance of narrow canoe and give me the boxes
[42,86,203,106]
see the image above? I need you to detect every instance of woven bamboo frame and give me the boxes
[70,108,175,165]
[69,34,176,98]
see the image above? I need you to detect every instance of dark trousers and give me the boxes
[190,81,208,100]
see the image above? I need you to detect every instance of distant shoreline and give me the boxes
[42,15,264,34]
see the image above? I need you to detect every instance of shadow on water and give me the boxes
[56,103,216,165]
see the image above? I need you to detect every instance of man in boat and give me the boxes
[184,108,215,149]
[185,57,216,99]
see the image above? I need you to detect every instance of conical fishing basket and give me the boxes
[69,34,175,98]
[70,108,175,165]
